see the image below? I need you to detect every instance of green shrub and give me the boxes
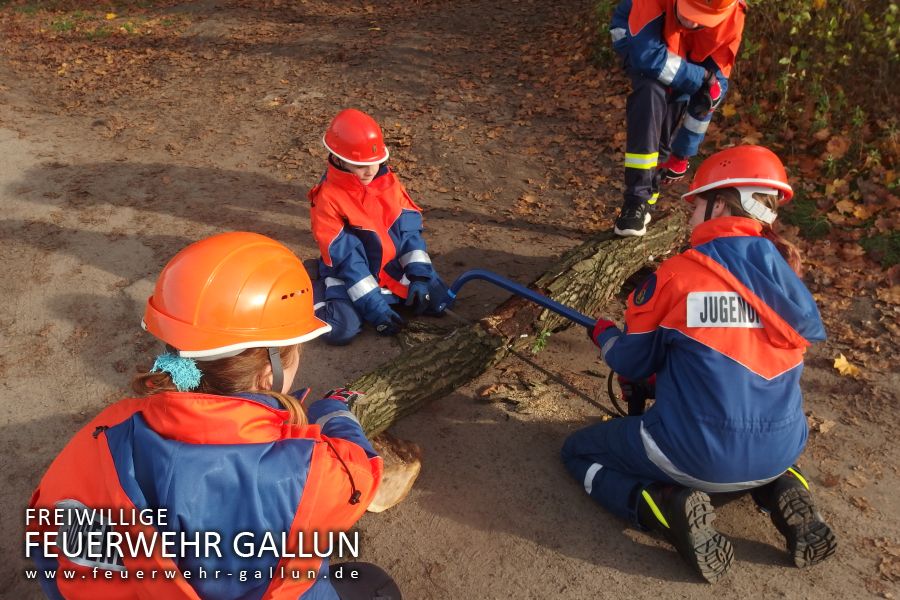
[780,191,831,240]
[860,231,900,267]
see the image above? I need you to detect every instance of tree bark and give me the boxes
[351,213,686,436]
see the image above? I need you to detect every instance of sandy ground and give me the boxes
[1,1,898,598]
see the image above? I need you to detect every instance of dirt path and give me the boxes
[1,1,897,598]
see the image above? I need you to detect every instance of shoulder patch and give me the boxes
[632,274,657,306]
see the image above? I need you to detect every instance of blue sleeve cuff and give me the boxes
[307,398,377,458]
[597,326,623,349]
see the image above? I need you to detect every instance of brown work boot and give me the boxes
[752,467,837,568]
[638,483,734,583]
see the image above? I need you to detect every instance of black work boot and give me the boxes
[752,467,837,568]
[637,483,734,583]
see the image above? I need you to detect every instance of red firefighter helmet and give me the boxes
[142,232,331,358]
[677,0,739,28]
[683,145,793,224]
[683,145,793,204]
[322,108,390,166]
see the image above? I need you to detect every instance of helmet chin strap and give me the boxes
[267,347,284,394]
[704,194,717,221]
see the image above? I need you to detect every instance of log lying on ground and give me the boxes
[352,213,685,435]
[356,213,686,510]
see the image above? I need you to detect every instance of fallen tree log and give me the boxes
[352,213,686,510]
[351,213,686,436]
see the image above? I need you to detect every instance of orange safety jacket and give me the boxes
[27,392,382,599]
[309,162,435,314]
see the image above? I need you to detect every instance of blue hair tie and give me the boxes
[151,353,202,392]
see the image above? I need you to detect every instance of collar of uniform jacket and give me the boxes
[691,216,763,247]
[325,161,392,194]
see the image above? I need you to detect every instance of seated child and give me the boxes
[309,108,449,345]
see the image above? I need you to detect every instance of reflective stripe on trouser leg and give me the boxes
[624,76,669,207]
[560,417,674,524]
[786,466,810,490]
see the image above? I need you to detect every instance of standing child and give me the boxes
[563,146,837,582]
[27,232,399,599]
[309,108,450,345]
[610,0,746,236]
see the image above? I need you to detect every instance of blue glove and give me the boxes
[373,307,405,335]
[405,280,431,315]
[426,278,451,315]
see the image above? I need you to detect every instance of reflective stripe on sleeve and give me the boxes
[683,113,711,134]
[600,336,619,361]
[398,250,432,267]
[610,27,626,43]
[315,410,361,428]
[658,51,682,85]
[624,152,659,170]
[324,277,345,288]
[347,275,379,301]
[584,463,603,495]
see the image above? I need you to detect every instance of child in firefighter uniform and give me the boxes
[563,146,837,582]
[27,232,401,599]
[309,108,450,345]
[610,0,746,236]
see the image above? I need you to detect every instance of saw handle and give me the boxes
[446,269,597,330]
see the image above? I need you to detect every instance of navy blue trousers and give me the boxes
[623,76,688,209]
[561,416,676,525]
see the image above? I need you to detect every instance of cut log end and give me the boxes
[367,432,423,513]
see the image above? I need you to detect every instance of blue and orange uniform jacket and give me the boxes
[27,391,382,599]
[309,160,436,324]
[610,0,746,158]
[595,217,825,488]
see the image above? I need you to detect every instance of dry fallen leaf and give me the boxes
[853,204,874,219]
[850,495,871,511]
[875,286,900,305]
[812,127,831,141]
[818,419,837,434]
[834,198,856,214]
[825,135,851,160]
[833,353,862,378]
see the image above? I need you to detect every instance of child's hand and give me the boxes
[323,388,364,407]
[374,308,405,335]
[405,281,431,315]
[658,155,688,184]
[427,279,451,315]
[588,317,617,347]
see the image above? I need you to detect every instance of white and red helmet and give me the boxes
[682,145,793,224]
[323,109,389,166]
